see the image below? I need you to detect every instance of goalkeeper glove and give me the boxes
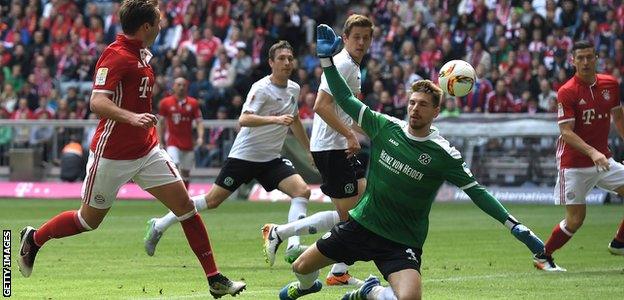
[316,24,342,67]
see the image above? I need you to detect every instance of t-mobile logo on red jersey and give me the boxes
[582,109,595,124]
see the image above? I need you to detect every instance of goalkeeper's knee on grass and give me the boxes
[505,215,545,255]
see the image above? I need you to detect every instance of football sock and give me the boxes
[545,220,574,255]
[330,262,348,275]
[614,219,624,243]
[373,286,397,300]
[287,197,308,249]
[295,269,319,290]
[33,210,90,247]
[277,211,340,239]
[179,211,219,277]
[154,194,206,232]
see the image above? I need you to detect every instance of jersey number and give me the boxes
[139,77,150,99]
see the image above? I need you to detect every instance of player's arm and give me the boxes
[316,25,387,139]
[611,106,624,140]
[289,114,310,151]
[313,90,360,153]
[90,92,157,129]
[559,118,609,171]
[238,112,293,127]
[157,115,166,147]
[195,118,205,147]
[445,155,545,255]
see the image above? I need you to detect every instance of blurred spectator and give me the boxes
[298,92,315,120]
[0,108,11,164]
[462,64,493,113]
[537,79,557,112]
[440,96,461,118]
[0,83,18,113]
[486,79,515,113]
[196,106,229,167]
[59,134,85,182]
[29,111,54,161]
[465,39,492,73]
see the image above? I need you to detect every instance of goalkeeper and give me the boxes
[277,24,547,300]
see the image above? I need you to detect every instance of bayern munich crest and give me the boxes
[602,90,610,101]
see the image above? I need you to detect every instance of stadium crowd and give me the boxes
[0,0,624,166]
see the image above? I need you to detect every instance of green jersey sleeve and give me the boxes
[322,65,388,138]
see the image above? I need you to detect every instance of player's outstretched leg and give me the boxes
[341,275,381,300]
[262,223,283,266]
[285,244,308,264]
[17,226,40,278]
[533,253,566,272]
[144,194,208,256]
[608,239,624,255]
[278,280,322,300]
[208,273,247,299]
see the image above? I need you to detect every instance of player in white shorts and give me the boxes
[17,1,245,297]
[262,14,373,287]
[144,41,314,265]
[158,77,204,189]
[534,41,624,272]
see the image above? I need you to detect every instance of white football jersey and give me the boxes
[228,76,300,162]
[310,49,361,151]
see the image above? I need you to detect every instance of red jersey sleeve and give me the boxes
[92,49,129,94]
[557,87,576,123]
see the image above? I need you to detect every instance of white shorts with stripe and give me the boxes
[81,147,182,209]
[166,146,195,171]
[554,158,624,205]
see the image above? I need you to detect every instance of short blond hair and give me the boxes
[343,14,373,37]
[410,80,443,107]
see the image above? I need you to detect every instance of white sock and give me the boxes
[287,197,308,249]
[154,194,207,232]
[295,269,319,290]
[277,210,339,240]
[373,286,397,300]
[330,262,348,275]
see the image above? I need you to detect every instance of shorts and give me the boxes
[215,157,297,192]
[166,145,195,171]
[82,147,181,209]
[555,158,624,205]
[316,218,422,280]
[311,150,366,198]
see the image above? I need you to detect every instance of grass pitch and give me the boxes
[1,199,623,299]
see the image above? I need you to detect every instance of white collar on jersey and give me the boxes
[402,125,439,142]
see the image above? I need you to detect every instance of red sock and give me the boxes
[615,219,624,243]
[544,220,574,255]
[180,213,219,277]
[33,211,87,247]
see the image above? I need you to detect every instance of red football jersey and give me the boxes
[556,74,621,168]
[158,95,203,150]
[90,34,158,159]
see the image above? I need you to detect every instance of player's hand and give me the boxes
[345,132,361,158]
[196,137,204,147]
[131,113,158,129]
[589,150,609,172]
[274,115,294,126]
[316,24,342,58]
[511,224,545,255]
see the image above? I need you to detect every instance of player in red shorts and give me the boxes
[534,41,624,272]
[158,77,204,189]
[17,1,245,297]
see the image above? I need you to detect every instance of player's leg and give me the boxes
[179,149,195,190]
[279,243,332,300]
[536,167,594,271]
[595,159,624,255]
[139,148,245,297]
[145,158,243,256]
[270,158,311,261]
[18,152,127,277]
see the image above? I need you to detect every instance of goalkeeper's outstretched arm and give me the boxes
[465,185,546,255]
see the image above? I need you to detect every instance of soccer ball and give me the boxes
[438,60,476,97]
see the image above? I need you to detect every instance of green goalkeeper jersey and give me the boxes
[322,65,509,249]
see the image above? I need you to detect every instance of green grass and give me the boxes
[1,199,623,299]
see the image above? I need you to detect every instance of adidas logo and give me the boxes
[579,99,587,105]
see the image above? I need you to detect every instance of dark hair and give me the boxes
[268,40,294,60]
[343,14,373,37]
[572,40,595,54]
[411,80,443,107]
[119,0,159,35]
